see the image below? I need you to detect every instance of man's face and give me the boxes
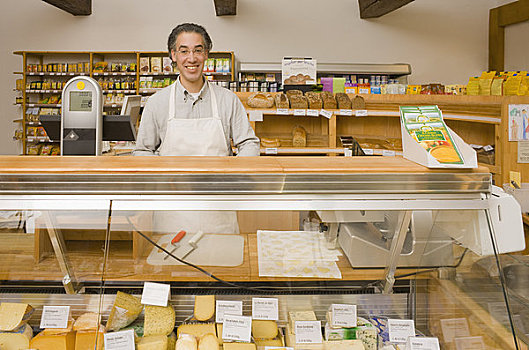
[171,32,208,86]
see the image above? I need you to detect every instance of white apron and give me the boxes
[154,81,239,234]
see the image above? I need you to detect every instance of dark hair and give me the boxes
[167,23,213,58]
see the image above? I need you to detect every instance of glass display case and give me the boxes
[0,156,526,350]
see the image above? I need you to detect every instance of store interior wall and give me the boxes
[0,0,525,155]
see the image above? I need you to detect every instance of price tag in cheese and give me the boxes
[320,110,333,119]
[307,109,319,117]
[249,110,264,122]
[40,306,70,329]
[141,281,170,307]
[293,109,306,116]
[252,297,278,320]
[104,329,135,350]
[406,337,440,350]
[330,304,357,328]
[265,148,278,155]
[382,150,396,157]
[355,109,368,117]
[276,108,290,115]
[222,314,252,342]
[388,319,415,343]
[294,321,322,344]
[216,300,243,323]
[339,109,353,116]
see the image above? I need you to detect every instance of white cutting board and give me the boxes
[147,233,244,267]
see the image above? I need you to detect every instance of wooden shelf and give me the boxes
[93,72,136,76]
[103,90,136,94]
[26,90,62,94]
[27,103,61,108]
[26,72,89,76]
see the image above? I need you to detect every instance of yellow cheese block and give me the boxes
[73,312,101,331]
[251,320,278,339]
[137,335,168,350]
[285,324,322,350]
[168,332,176,350]
[74,328,104,350]
[324,340,364,350]
[198,333,219,350]
[29,329,75,350]
[144,305,175,336]
[0,303,34,331]
[288,311,316,333]
[0,324,33,350]
[106,292,143,331]
[177,323,216,339]
[223,343,256,350]
[215,323,223,344]
[194,295,215,321]
[176,333,198,350]
[254,337,283,348]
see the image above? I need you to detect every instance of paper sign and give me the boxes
[508,104,529,141]
[406,337,440,350]
[222,314,252,342]
[344,148,353,157]
[382,150,396,157]
[440,318,470,343]
[339,109,353,116]
[388,319,415,343]
[294,109,307,116]
[307,109,319,117]
[216,300,243,323]
[104,329,135,350]
[363,148,374,155]
[141,281,170,306]
[331,304,357,327]
[40,306,70,328]
[265,148,278,155]
[276,108,290,115]
[518,141,529,163]
[295,321,323,344]
[252,298,279,320]
[249,110,264,122]
[320,110,333,119]
[355,110,368,117]
[454,336,485,350]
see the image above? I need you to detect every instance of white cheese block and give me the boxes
[137,335,168,350]
[176,333,198,350]
[178,323,216,339]
[0,303,34,331]
[0,324,33,350]
[288,311,316,333]
[198,333,219,350]
[194,296,215,321]
[106,292,143,331]
[223,342,256,350]
[73,312,101,331]
[251,320,278,339]
[144,305,175,336]
[324,340,364,350]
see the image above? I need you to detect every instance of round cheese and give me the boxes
[198,333,219,350]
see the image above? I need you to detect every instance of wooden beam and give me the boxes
[359,0,414,19]
[213,0,236,16]
[42,0,91,16]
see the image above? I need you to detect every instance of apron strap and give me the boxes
[169,79,220,120]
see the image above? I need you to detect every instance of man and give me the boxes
[134,23,259,234]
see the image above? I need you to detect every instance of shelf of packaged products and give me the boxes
[139,72,178,76]
[26,90,62,94]
[25,72,89,76]
[139,88,163,94]
[104,104,123,108]
[27,103,61,108]
[102,90,136,94]
[93,72,137,76]
[26,136,56,143]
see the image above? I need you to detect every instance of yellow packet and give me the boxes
[466,77,480,95]
[491,76,505,96]
[479,71,496,95]
[519,74,529,96]
[504,74,522,95]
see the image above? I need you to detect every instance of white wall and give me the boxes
[0,0,522,155]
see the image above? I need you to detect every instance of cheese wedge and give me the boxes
[144,305,175,336]
[288,311,316,333]
[176,333,198,350]
[251,320,278,339]
[198,333,219,350]
[194,295,215,321]
[0,303,34,331]
[137,335,168,350]
[223,342,256,350]
[177,323,216,339]
[167,332,176,350]
[106,292,143,331]
[74,326,105,350]
[215,323,223,344]
[0,324,33,350]
[29,328,75,350]
[73,312,100,331]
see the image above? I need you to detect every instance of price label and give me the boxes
[307,109,319,117]
[454,336,485,350]
[382,150,396,157]
[104,72,109,76]
[388,319,415,343]
[483,145,494,152]
[40,306,70,329]
[50,72,55,76]
[249,110,264,122]
[294,321,322,344]
[276,108,290,115]
[222,314,252,342]
[252,298,278,320]
[216,300,243,323]
[330,304,357,327]
[363,148,374,155]
[440,318,469,343]
[141,281,170,307]
[355,109,368,117]
[104,329,135,350]
[293,109,306,116]
[344,148,353,157]
[265,148,278,155]
[406,337,440,350]
[339,109,353,116]
[29,72,35,76]
[320,109,333,119]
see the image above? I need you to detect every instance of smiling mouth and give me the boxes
[185,65,200,72]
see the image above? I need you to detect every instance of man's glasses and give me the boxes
[176,48,206,57]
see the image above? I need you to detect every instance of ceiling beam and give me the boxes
[359,0,414,19]
[213,0,237,16]
[42,0,91,16]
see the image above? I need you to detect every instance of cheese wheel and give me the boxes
[177,323,216,339]
[198,333,219,350]
[137,335,169,350]
[144,305,175,336]
[194,295,215,321]
[0,324,33,350]
[176,333,197,350]
[223,343,256,350]
[73,312,101,331]
[30,328,75,350]
[251,320,278,339]
[0,303,34,331]
[106,292,143,331]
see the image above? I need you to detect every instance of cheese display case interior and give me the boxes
[0,156,527,349]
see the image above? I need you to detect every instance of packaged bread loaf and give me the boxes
[336,93,352,109]
[292,126,307,147]
[352,95,365,109]
[285,89,303,98]
[321,91,337,109]
[247,92,274,108]
[260,138,281,148]
[305,92,323,109]
[289,95,308,109]
[274,93,289,109]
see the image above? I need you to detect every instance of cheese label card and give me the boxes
[104,329,135,350]
[216,300,243,323]
[440,318,470,343]
[141,281,170,307]
[363,148,374,155]
[252,298,279,320]
[295,321,322,344]
[355,109,368,117]
[388,319,415,343]
[249,110,264,122]
[40,306,70,329]
[339,109,353,116]
[382,150,396,157]
[320,110,333,119]
[222,314,252,342]
[276,108,290,115]
[454,336,485,350]
[265,148,278,155]
[330,304,357,328]
[344,148,353,157]
[406,337,440,350]
[293,109,307,116]
[307,109,319,117]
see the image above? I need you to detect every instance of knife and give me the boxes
[176,230,205,260]
[163,230,186,260]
